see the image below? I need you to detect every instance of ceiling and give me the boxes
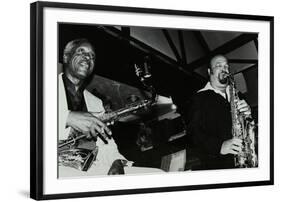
[59,24,258,111]
[115,25,258,108]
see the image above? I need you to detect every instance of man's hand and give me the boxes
[66,111,112,141]
[107,159,127,175]
[220,138,242,155]
[236,99,251,117]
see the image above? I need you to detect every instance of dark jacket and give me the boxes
[184,90,235,170]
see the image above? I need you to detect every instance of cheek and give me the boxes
[212,69,219,76]
[89,61,95,70]
[71,55,80,65]
[216,70,221,75]
[69,56,79,70]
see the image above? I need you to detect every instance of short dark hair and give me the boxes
[208,55,228,75]
[209,55,228,69]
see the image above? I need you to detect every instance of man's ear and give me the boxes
[208,68,211,76]
[63,54,69,64]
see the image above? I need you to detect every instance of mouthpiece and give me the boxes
[223,73,231,78]
[222,73,233,80]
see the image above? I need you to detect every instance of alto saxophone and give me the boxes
[228,74,258,168]
[59,59,157,171]
[58,99,153,148]
[58,99,153,171]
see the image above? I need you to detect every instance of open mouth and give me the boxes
[79,60,89,67]
[72,56,93,77]
[221,71,228,77]
[77,60,90,71]
[219,73,228,84]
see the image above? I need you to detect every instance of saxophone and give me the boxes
[228,74,258,168]
[58,99,154,171]
[59,57,157,171]
[58,99,153,148]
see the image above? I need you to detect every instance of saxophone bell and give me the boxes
[228,72,258,168]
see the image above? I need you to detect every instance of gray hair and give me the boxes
[63,38,95,64]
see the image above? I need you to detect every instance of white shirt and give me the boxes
[198,82,230,102]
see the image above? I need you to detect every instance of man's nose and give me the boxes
[82,53,91,60]
[223,66,229,72]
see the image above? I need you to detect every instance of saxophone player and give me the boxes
[58,38,163,176]
[184,55,252,170]
[58,38,131,175]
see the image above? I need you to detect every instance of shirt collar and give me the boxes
[62,73,86,93]
[198,82,230,102]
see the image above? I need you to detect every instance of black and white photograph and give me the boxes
[57,24,259,177]
[30,1,273,200]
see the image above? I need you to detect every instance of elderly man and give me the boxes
[184,55,252,170]
[58,38,163,176]
[58,38,130,176]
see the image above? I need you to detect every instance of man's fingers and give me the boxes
[239,107,249,113]
[89,115,112,136]
[86,113,108,129]
[103,126,112,138]
[231,145,242,153]
[97,133,108,144]
[89,123,111,143]
[90,123,104,135]
[91,124,108,144]
[98,129,108,141]
[232,138,242,146]
[232,141,242,147]
[89,124,98,137]
[88,115,106,127]
[236,100,251,115]
[71,112,112,143]
[229,149,239,155]
[237,101,247,106]
[94,121,112,138]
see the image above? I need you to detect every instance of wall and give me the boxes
[0,0,280,202]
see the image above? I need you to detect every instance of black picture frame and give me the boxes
[30,1,274,200]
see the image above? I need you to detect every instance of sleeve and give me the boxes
[58,73,71,140]
[95,138,133,167]
[184,95,223,155]
[58,110,71,140]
